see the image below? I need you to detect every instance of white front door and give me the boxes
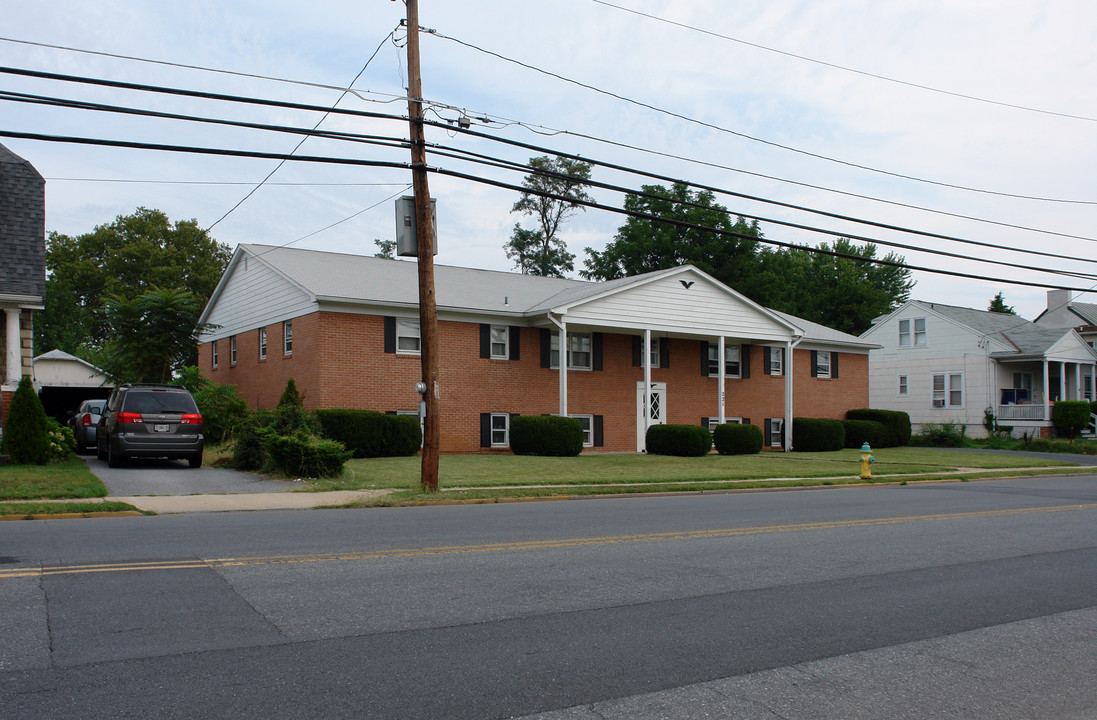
[636,381,667,452]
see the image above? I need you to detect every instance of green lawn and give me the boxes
[311,447,1079,496]
[0,456,108,499]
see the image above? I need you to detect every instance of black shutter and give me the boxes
[509,326,521,360]
[594,415,604,447]
[780,421,786,448]
[701,342,710,376]
[385,410,397,415]
[593,333,604,371]
[764,347,772,375]
[480,413,491,448]
[540,329,551,368]
[832,352,839,378]
[764,419,772,445]
[701,417,710,429]
[810,350,819,377]
[741,344,751,379]
[632,336,642,367]
[479,324,491,359]
[384,317,396,354]
[743,417,750,426]
[660,338,670,368]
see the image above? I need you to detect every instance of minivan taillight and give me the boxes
[117,411,143,424]
[181,413,202,425]
[81,414,93,426]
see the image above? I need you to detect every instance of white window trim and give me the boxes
[230,335,237,365]
[769,418,784,447]
[709,344,741,378]
[551,332,593,371]
[489,325,509,360]
[898,374,909,396]
[899,317,928,348]
[490,412,509,447]
[259,327,267,359]
[212,340,219,369]
[569,413,594,447]
[706,417,743,438]
[932,371,964,408]
[283,320,293,355]
[396,319,421,355]
[914,317,927,347]
[767,347,783,376]
[641,337,661,368]
[816,351,832,379]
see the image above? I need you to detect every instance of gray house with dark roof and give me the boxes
[1035,289,1097,352]
[862,300,1097,438]
[0,143,46,423]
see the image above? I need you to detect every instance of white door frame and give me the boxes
[637,381,667,452]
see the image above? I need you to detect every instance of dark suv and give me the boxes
[97,384,204,468]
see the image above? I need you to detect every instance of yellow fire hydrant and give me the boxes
[859,442,875,479]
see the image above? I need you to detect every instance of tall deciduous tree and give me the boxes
[36,207,231,357]
[504,156,593,277]
[581,183,764,295]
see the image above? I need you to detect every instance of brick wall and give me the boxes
[200,312,870,453]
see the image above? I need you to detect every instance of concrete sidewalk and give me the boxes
[108,490,390,514]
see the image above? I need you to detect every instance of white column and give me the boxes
[1076,363,1082,401]
[642,329,652,451]
[1043,360,1051,424]
[785,341,794,452]
[718,336,726,424]
[5,307,21,384]
[558,323,568,417]
[1060,362,1067,402]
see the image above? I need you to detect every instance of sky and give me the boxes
[3,0,1097,323]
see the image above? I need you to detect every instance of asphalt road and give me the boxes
[2,474,1096,719]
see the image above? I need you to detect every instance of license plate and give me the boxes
[154,424,170,433]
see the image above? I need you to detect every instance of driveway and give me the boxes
[80,455,295,496]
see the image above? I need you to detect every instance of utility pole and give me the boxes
[405,0,440,492]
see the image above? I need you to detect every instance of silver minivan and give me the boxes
[97,384,204,468]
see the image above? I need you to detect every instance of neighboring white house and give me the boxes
[1034,289,1097,351]
[861,300,1097,439]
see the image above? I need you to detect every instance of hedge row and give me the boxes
[510,415,584,456]
[315,409,422,458]
[841,419,889,449]
[646,424,712,457]
[792,417,845,452]
[845,409,911,447]
[713,423,763,455]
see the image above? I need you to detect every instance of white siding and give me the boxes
[203,256,315,339]
[561,275,792,340]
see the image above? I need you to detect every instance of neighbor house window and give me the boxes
[490,413,509,447]
[396,319,420,354]
[932,372,963,408]
[569,414,594,447]
[815,351,831,378]
[708,344,740,377]
[489,325,509,359]
[899,318,927,348]
[258,327,267,359]
[768,418,784,447]
[551,333,593,370]
[230,336,237,365]
[898,375,909,396]
[212,340,219,369]
[283,320,293,354]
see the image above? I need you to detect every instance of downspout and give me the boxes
[785,336,802,452]
[547,312,567,417]
[643,328,652,452]
[718,336,726,425]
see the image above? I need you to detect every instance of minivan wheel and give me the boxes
[96,441,107,461]
[107,442,125,468]
[188,454,202,469]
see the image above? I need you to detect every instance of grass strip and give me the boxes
[0,457,108,500]
[0,501,142,518]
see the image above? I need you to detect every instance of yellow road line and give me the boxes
[3,502,1095,580]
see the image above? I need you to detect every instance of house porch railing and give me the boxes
[997,404,1045,421]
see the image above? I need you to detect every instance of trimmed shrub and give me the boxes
[911,420,966,447]
[841,419,889,449]
[46,418,76,462]
[1053,400,1092,441]
[845,409,911,447]
[273,378,319,435]
[256,428,351,478]
[510,415,583,456]
[315,409,422,458]
[646,424,713,457]
[713,423,763,455]
[2,376,50,464]
[792,417,846,452]
[233,409,276,471]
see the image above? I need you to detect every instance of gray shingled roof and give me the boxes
[922,301,1077,356]
[1068,302,1097,326]
[240,244,867,346]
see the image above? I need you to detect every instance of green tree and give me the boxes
[770,238,913,336]
[36,207,231,357]
[581,183,763,294]
[1,376,50,465]
[504,156,593,277]
[374,238,397,259]
[98,288,216,383]
[988,292,1015,314]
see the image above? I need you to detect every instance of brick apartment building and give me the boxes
[198,244,877,453]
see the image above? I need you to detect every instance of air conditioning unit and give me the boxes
[395,195,438,257]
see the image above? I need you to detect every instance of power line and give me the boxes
[3,128,1092,294]
[589,0,1097,124]
[45,177,407,187]
[426,29,1097,206]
